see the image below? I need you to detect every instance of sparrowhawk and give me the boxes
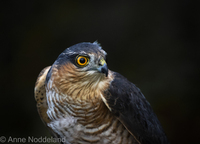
[34,42,169,144]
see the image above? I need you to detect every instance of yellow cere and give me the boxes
[100,58,106,65]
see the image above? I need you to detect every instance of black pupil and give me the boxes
[80,58,86,64]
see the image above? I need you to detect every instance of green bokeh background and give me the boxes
[1,1,199,144]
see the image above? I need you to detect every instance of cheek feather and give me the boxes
[48,63,113,101]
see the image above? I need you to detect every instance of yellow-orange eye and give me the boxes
[76,56,89,67]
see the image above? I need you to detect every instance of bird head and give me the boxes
[46,42,112,98]
[55,41,108,76]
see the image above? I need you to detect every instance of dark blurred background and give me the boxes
[0,1,199,144]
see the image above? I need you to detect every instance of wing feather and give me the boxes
[102,72,169,144]
[34,66,51,125]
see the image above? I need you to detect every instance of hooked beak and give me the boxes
[97,63,108,77]
[97,58,108,77]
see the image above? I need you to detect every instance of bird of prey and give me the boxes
[34,42,169,144]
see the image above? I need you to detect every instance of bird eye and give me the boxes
[76,56,89,67]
